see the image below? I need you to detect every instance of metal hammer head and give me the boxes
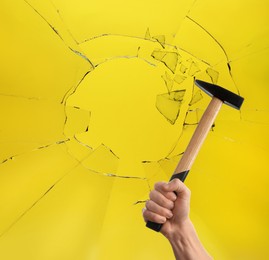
[195,80,244,110]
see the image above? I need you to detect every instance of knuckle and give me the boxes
[142,210,146,218]
[149,190,156,200]
[167,201,175,210]
[159,196,168,206]
[162,208,170,216]
[154,181,165,189]
[172,178,181,186]
[168,191,177,201]
[152,214,165,224]
[145,200,153,209]
[185,187,191,196]
[174,178,181,184]
[154,182,160,190]
[143,210,150,221]
[154,181,166,191]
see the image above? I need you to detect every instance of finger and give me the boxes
[154,182,177,201]
[145,200,173,219]
[142,207,146,221]
[142,208,166,224]
[164,179,191,200]
[149,190,174,210]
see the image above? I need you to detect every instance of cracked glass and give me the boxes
[0,0,269,259]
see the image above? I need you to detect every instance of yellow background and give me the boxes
[0,0,268,259]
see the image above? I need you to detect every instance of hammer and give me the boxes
[146,79,244,232]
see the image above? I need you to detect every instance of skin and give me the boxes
[143,179,212,260]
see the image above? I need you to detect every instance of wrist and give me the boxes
[166,219,212,260]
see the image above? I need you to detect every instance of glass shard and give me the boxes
[156,90,186,124]
[82,144,119,174]
[206,67,219,84]
[188,61,200,76]
[152,35,166,48]
[158,157,179,177]
[180,63,188,74]
[161,71,174,92]
[151,50,180,73]
[174,74,187,85]
[64,106,91,137]
[184,109,200,125]
[65,137,93,161]
[144,28,151,40]
[189,90,203,106]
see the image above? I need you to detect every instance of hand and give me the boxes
[142,178,191,238]
[143,179,212,259]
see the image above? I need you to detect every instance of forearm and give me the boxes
[166,219,212,260]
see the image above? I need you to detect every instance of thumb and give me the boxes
[165,178,191,199]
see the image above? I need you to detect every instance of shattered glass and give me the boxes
[0,0,269,259]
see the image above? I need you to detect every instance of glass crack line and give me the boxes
[152,79,198,158]
[49,0,79,45]
[0,162,81,239]
[80,31,198,57]
[79,33,211,66]
[185,16,244,100]
[183,122,198,126]
[76,143,120,175]
[95,55,156,68]
[76,165,147,180]
[23,0,94,67]
[73,135,92,150]
[64,105,91,114]
[61,70,91,105]
[63,108,90,137]
[1,156,14,165]
[68,47,93,65]
[186,15,229,62]
[133,200,147,205]
[80,166,117,176]
[229,45,269,63]
[105,173,146,180]
[141,152,184,165]
[187,0,198,16]
[0,93,40,101]
[0,141,119,238]
[37,139,70,150]
[99,143,120,159]
[0,139,70,165]
[79,33,164,45]
[226,62,243,98]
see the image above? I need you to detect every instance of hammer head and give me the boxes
[195,80,244,110]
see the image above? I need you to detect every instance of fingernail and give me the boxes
[169,202,175,210]
[167,211,173,218]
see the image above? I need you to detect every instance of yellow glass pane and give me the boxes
[0,0,268,259]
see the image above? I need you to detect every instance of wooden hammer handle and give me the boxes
[146,97,223,232]
[174,97,223,174]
